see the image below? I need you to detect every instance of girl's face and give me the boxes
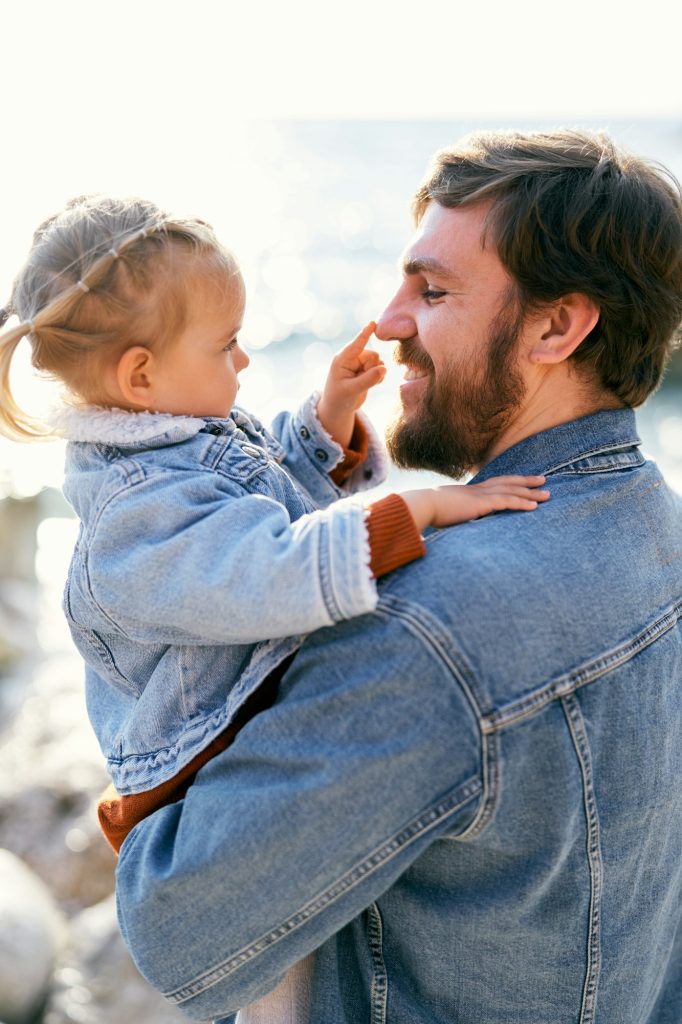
[150,273,249,418]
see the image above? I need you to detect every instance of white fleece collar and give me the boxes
[53,406,207,445]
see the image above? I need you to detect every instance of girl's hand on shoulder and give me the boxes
[402,476,550,532]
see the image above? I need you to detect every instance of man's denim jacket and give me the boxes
[61,397,386,795]
[115,409,682,1024]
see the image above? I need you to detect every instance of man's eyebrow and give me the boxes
[401,256,462,284]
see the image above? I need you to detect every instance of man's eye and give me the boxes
[422,289,447,301]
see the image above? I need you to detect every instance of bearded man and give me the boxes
[115,130,682,1024]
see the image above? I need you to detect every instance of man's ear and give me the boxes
[529,294,600,365]
[116,346,156,409]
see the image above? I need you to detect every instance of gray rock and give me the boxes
[45,896,187,1024]
[0,848,65,1024]
[0,651,117,913]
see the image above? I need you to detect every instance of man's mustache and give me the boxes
[394,339,435,374]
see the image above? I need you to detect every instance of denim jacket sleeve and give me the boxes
[270,394,389,507]
[84,465,377,644]
[114,601,484,1019]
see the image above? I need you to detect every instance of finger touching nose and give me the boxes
[374,297,415,342]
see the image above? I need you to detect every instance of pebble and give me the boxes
[44,896,186,1024]
[0,849,65,1024]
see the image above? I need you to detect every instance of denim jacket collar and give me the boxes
[53,405,256,450]
[473,408,641,483]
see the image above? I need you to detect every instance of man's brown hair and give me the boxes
[413,129,682,407]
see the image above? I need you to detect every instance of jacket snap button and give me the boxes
[242,444,261,458]
[208,425,222,436]
[299,426,310,440]
[315,448,328,462]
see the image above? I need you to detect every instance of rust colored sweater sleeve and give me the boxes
[365,493,426,578]
[329,417,370,486]
[326,416,425,576]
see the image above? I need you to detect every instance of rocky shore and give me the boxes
[0,496,185,1024]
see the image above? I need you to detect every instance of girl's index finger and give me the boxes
[342,321,376,355]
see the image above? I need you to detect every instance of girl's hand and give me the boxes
[316,322,386,447]
[402,476,550,533]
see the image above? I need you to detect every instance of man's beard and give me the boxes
[385,296,527,479]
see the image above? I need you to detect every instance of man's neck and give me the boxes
[482,370,624,468]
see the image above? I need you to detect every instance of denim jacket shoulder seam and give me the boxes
[543,438,641,476]
[376,595,489,719]
[558,461,643,476]
[373,596,497,839]
[481,598,682,734]
[158,775,483,1005]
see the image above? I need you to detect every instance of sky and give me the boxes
[2,0,680,316]
[5,0,680,122]
[2,0,680,281]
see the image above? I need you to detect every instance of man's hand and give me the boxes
[402,476,551,533]
[316,322,386,448]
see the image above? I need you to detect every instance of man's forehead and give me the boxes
[400,202,494,281]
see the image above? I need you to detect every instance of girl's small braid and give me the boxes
[63,222,164,299]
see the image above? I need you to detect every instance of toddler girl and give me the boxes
[0,195,548,1023]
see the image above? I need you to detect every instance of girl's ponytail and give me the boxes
[0,314,51,440]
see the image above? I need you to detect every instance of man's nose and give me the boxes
[374,292,415,342]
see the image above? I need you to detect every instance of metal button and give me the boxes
[299,426,310,440]
[314,448,328,462]
[364,469,373,480]
[241,444,262,458]
[208,425,223,436]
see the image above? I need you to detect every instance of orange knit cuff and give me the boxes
[366,493,426,578]
[329,417,370,486]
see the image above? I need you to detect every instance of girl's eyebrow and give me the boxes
[217,321,242,343]
[401,255,463,285]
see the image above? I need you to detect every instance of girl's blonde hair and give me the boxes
[0,195,239,440]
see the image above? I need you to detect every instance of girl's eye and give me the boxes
[421,288,447,301]
[224,339,237,352]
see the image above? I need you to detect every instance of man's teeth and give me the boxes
[404,367,428,380]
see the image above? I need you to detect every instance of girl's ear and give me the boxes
[529,294,600,365]
[116,346,156,409]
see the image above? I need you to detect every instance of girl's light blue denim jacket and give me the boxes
[61,395,387,795]
[114,409,682,1024]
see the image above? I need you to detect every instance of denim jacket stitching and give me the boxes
[310,515,340,622]
[211,446,276,484]
[373,596,499,840]
[481,598,682,734]
[542,438,642,477]
[562,693,603,1024]
[377,594,491,716]
[556,457,645,477]
[160,777,482,1004]
[70,622,138,696]
[458,729,501,840]
[367,903,388,1024]
[80,475,158,635]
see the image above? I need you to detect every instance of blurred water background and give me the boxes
[0,119,681,1024]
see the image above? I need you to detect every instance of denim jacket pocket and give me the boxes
[67,620,140,697]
